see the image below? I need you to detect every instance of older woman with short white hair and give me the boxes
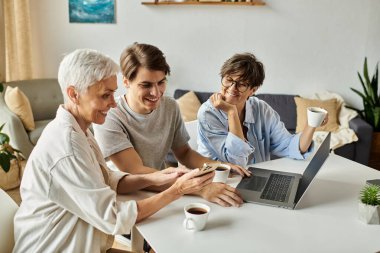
[13,49,213,253]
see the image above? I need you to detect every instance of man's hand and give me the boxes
[210,93,236,113]
[198,183,243,207]
[225,162,251,177]
[149,166,190,186]
[169,169,215,196]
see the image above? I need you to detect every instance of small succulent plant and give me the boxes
[360,184,380,206]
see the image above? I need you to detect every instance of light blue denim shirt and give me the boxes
[197,96,313,167]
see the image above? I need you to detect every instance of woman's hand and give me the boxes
[149,166,191,186]
[210,93,236,113]
[224,162,251,177]
[169,169,214,196]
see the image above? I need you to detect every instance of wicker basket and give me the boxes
[0,159,20,190]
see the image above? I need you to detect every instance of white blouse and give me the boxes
[13,106,138,253]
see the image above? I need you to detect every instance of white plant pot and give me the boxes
[358,202,380,224]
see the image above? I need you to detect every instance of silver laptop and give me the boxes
[237,132,331,209]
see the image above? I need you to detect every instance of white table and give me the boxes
[120,154,380,253]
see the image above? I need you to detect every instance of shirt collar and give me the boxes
[56,105,92,138]
[218,99,256,124]
[244,98,256,124]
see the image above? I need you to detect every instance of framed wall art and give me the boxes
[69,0,115,23]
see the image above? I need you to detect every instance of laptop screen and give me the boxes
[294,132,331,203]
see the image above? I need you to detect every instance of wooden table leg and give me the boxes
[131,226,145,253]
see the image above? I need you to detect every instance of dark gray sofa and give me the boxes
[174,89,373,166]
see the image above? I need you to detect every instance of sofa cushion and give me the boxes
[6,79,63,121]
[176,91,201,122]
[256,94,298,132]
[294,97,340,132]
[174,89,212,104]
[28,119,51,145]
[4,86,35,131]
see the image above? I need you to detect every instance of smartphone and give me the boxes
[194,163,219,177]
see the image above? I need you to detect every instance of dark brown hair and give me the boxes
[120,43,170,81]
[220,53,265,89]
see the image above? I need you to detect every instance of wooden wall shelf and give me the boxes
[142,1,265,6]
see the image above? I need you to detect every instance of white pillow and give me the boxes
[185,120,198,151]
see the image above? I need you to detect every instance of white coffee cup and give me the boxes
[307,107,327,127]
[183,203,210,231]
[212,164,231,183]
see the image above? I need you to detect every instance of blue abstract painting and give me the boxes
[69,0,115,23]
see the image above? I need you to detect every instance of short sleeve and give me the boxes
[93,108,134,158]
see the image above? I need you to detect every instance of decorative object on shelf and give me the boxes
[69,0,115,23]
[0,123,23,190]
[199,0,222,2]
[358,183,380,224]
[348,58,380,170]
[143,0,265,5]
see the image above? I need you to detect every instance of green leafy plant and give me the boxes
[0,123,22,173]
[0,82,3,92]
[360,184,380,206]
[347,58,380,131]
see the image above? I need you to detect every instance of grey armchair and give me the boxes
[0,79,63,159]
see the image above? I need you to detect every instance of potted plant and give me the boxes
[348,58,379,131]
[348,58,380,169]
[358,183,380,224]
[0,123,23,190]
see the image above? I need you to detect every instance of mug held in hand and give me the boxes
[307,107,327,128]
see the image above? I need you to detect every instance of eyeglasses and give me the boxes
[221,77,250,93]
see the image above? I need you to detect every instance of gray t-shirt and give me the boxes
[93,95,190,170]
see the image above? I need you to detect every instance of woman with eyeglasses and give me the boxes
[197,53,327,167]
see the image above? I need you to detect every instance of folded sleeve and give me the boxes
[93,111,134,159]
[197,103,254,166]
[287,133,315,160]
[266,106,314,160]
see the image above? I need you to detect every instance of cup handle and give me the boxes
[183,218,196,230]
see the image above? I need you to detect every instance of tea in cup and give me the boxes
[212,164,231,183]
[183,203,210,231]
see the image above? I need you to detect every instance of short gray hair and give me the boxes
[58,49,119,102]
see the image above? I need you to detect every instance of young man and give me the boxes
[94,43,250,207]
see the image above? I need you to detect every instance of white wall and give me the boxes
[29,0,380,108]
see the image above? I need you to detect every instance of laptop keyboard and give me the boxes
[260,174,293,202]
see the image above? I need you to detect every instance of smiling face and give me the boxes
[221,73,257,108]
[75,75,117,129]
[124,67,167,114]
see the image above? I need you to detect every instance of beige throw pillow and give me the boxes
[5,86,35,131]
[294,97,340,133]
[176,91,201,122]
